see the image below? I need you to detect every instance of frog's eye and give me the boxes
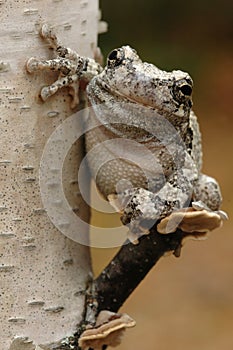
[172,77,193,105]
[177,77,193,97]
[107,48,125,68]
[180,84,192,96]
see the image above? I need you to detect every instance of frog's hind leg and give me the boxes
[193,174,222,212]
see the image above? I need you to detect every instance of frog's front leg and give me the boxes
[39,23,80,61]
[113,173,192,243]
[115,174,227,243]
[26,24,102,107]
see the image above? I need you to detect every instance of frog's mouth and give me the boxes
[92,66,193,116]
[88,80,190,149]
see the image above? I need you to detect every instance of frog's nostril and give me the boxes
[180,84,192,96]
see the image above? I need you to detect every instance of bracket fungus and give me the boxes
[78,311,136,350]
[157,206,227,237]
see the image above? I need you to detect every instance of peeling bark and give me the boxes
[0,1,100,348]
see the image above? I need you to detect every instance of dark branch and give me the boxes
[95,227,186,313]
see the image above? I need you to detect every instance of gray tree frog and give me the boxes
[27,25,227,243]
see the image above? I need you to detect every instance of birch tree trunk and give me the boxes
[0,1,101,348]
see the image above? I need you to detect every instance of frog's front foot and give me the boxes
[124,220,150,245]
[109,188,176,244]
[26,55,81,106]
[108,189,157,244]
[26,24,102,108]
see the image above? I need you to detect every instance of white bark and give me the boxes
[0,0,100,348]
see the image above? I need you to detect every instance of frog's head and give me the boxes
[91,46,193,120]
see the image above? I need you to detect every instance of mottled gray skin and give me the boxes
[26,28,223,239]
[85,46,222,235]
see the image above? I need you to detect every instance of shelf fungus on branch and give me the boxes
[157,205,228,240]
[78,311,136,350]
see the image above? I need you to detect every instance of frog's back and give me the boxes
[188,111,203,172]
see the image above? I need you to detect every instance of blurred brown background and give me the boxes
[91,1,233,349]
